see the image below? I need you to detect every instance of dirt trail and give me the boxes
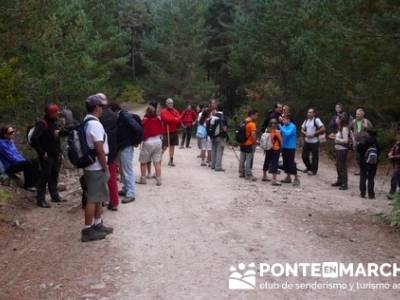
[1,112,400,299]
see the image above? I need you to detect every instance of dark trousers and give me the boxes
[390,169,400,194]
[181,126,193,147]
[282,148,297,175]
[335,149,348,187]
[7,160,38,188]
[37,156,61,202]
[360,162,377,197]
[263,149,280,174]
[302,142,320,174]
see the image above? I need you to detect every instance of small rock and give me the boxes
[308,213,312,217]
[90,282,106,290]
[54,284,63,290]
[40,283,46,289]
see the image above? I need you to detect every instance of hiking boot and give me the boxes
[156,177,162,186]
[331,182,341,187]
[246,176,257,182]
[302,169,309,173]
[179,145,184,149]
[387,193,395,200]
[37,200,51,208]
[136,177,147,184]
[262,177,271,182]
[107,204,118,211]
[292,179,300,186]
[215,168,225,172]
[81,226,107,242]
[122,197,135,204]
[272,181,282,186]
[51,197,66,203]
[239,173,245,178]
[118,190,127,197]
[94,221,114,235]
[168,161,176,167]
[368,195,376,200]
[360,194,366,199]
[281,177,292,184]
[339,186,348,190]
[307,171,315,176]
[200,162,207,167]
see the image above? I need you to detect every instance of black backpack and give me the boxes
[67,117,97,168]
[235,121,248,144]
[206,115,221,138]
[120,111,144,146]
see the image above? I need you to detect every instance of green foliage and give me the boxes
[0,188,11,206]
[389,193,400,227]
[118,84,144,104]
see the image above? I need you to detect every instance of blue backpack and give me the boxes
[67,117,98,168]
[196,124,207,139]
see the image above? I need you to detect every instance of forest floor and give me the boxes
[1,110,400,299]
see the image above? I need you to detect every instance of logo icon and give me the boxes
[229,262,257,290]
[322,262,339,278]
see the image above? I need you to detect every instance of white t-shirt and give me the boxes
[302,117,324,144]
[84,115,109,171]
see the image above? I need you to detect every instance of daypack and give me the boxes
[365,146,378,165]
[27,119,48,145]
[207,115,221,138]
[120,112,144,147]
[196,124,208,139]
[67,117,98,168]
[303,118,326,143]
[260,132,272,151]
[235,121,248,144]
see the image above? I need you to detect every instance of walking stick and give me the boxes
[167,124,171,158]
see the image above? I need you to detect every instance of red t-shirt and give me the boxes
[142,116,163,140]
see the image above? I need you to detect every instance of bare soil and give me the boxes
[1,128,400,299]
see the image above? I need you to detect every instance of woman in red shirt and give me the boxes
[138,103,163,186]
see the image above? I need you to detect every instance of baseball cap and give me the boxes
[86,94,107,107]
[46,103,60,115]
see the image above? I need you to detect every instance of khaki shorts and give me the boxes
[139,137,163,163]
[84,170,109,203]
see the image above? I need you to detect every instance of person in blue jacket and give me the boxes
[279,113,300,186]
[0,126,38,190]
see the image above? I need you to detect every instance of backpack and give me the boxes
[120,111,144,147]
[235,121,248,144]
[207,115,221,138]
[365,146,378,165]
[27,119,48,145]
[260,132,272,151]
[303,118,326,143]
[67,117,98,168]
[196,124,207,139]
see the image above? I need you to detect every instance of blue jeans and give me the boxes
[119,146,136,198]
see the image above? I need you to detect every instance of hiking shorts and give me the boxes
[84,170,109,203]
[139,136,163,163]
[200,137,212,151]
[162,132,179,148]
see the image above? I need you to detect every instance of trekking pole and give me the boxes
[167,124,171,158]
[226,133,240,162]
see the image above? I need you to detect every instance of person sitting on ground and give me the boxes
[301,108,326,175]
[280,113,300,186]
[356,129,380,199]
[160,98,181,167]
[98,94,120,211]
[262,119,282,185]
[81,95,113,243]
[353,108,373,175]
[239,110,259,181]
[180,103,197,149]
[328,114,350,190]
[209,103,228,172]
[137,103,163,186]
[198,109,212,167]
[387,136,400,200]
[0,126,38,190]
[261,103,283,133]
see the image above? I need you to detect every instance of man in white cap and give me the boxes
[160,98,181,166]
[81,94,113,242]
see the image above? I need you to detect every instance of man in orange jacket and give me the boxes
[160,98,181,166]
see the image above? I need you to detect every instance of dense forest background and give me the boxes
[1,0,399,143]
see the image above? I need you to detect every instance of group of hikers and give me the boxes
[0,95,400,242]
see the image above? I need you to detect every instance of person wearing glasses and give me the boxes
[0,126,38,190]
